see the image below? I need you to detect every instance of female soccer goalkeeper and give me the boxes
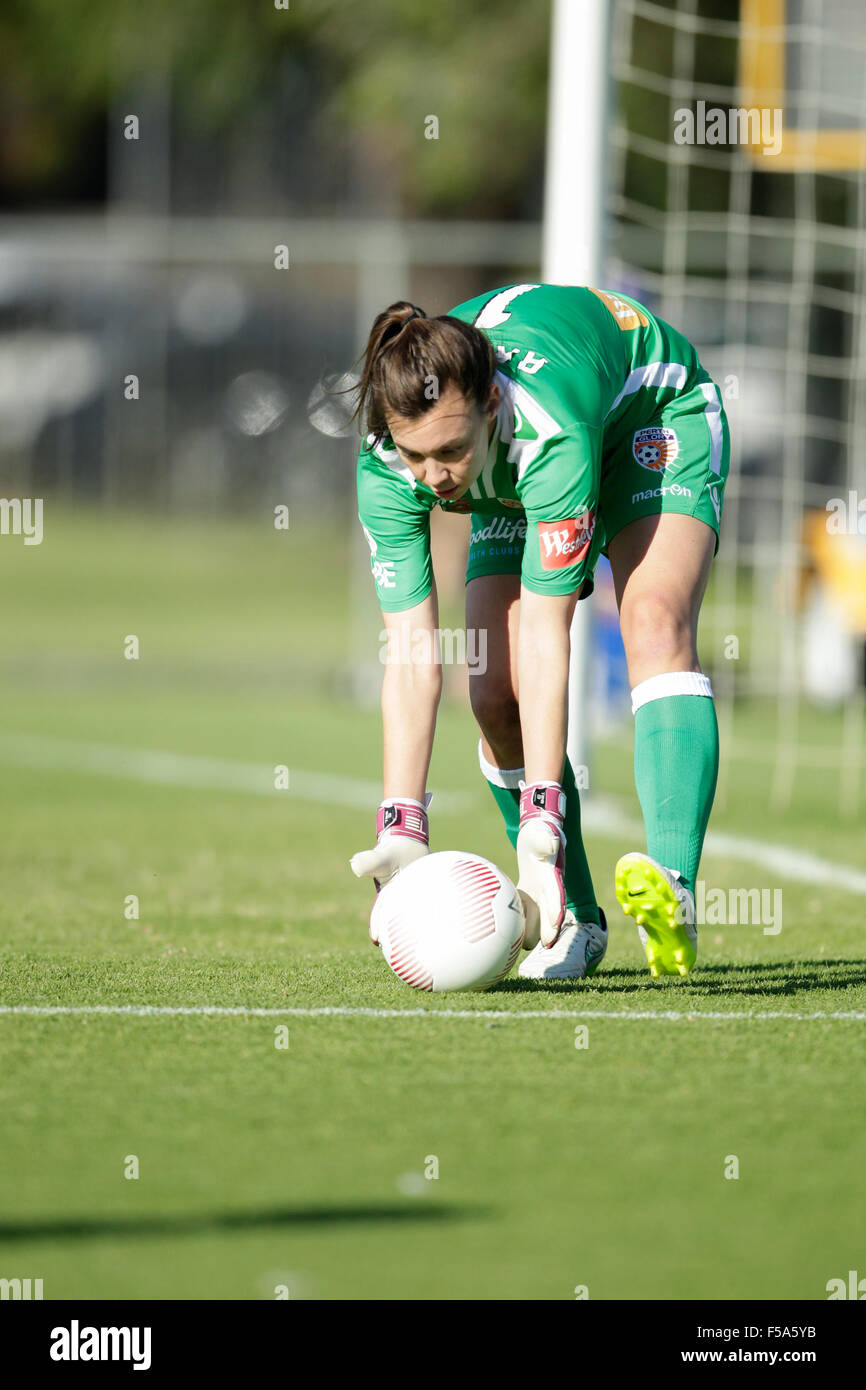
[349,283,729,980]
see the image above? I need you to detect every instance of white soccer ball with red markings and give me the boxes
[371,851,525,993]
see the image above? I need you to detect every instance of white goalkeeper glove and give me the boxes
[350,794,431,943]
[516,781,567,949]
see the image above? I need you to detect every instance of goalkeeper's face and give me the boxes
[386,381,500,501]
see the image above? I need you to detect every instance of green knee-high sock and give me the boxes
[478,744,599,925]
[559,757,600,925]
[633,686,719,895]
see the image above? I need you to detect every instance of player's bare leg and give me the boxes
[608,513,718,976]
[610,512,714,688]
[466,573,524,770]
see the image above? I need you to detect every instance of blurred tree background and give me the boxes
[1,0,860,521]
[0,0,556,216]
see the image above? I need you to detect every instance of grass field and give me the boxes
[1,507,864,1301]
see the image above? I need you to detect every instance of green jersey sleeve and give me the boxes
[356,435,434,613]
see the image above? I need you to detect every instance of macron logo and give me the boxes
[538,512,596,570]
[50,1321,152,1371]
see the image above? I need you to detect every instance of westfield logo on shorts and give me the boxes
[538,512,596,570]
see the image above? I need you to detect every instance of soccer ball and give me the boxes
[371,851,525,993]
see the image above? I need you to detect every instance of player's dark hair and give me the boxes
[349,301,496,445]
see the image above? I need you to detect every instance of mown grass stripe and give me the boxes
[1,1005,864,1021]
[2,733,865,891]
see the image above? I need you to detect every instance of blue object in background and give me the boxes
[591,555,631,730]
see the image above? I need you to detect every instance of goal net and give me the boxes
[605,0,866,819]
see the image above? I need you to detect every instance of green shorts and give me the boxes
[465,378,729,592]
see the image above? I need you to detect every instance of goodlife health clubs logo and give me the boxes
[469,516,527,548]
[537,511,596,570]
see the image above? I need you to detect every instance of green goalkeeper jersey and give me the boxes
[356,282,726,611]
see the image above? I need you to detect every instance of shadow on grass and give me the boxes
[670,959,866,998]
[494,958,866,999]
[0,1202,489,1244]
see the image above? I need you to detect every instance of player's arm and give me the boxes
[517,585,578,785]
[514,421,603,946]
[350,587,441,927]
[511,586,580,947]
[351,462,439,914]
[381,584,442,801]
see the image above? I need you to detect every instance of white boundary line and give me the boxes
[1,733,865,890]
[584,796,866,894]
[0,734,472,814]
[1,1005,864,1022]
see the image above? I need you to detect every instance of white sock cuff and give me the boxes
[631,671,713,714]
[477,739,525,790]
[381,793,433,810]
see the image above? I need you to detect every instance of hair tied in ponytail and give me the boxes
[345,297,495,445]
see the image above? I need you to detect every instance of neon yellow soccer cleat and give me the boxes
[615,852,697,978]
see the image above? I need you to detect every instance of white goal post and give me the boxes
[542,0,612,780]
